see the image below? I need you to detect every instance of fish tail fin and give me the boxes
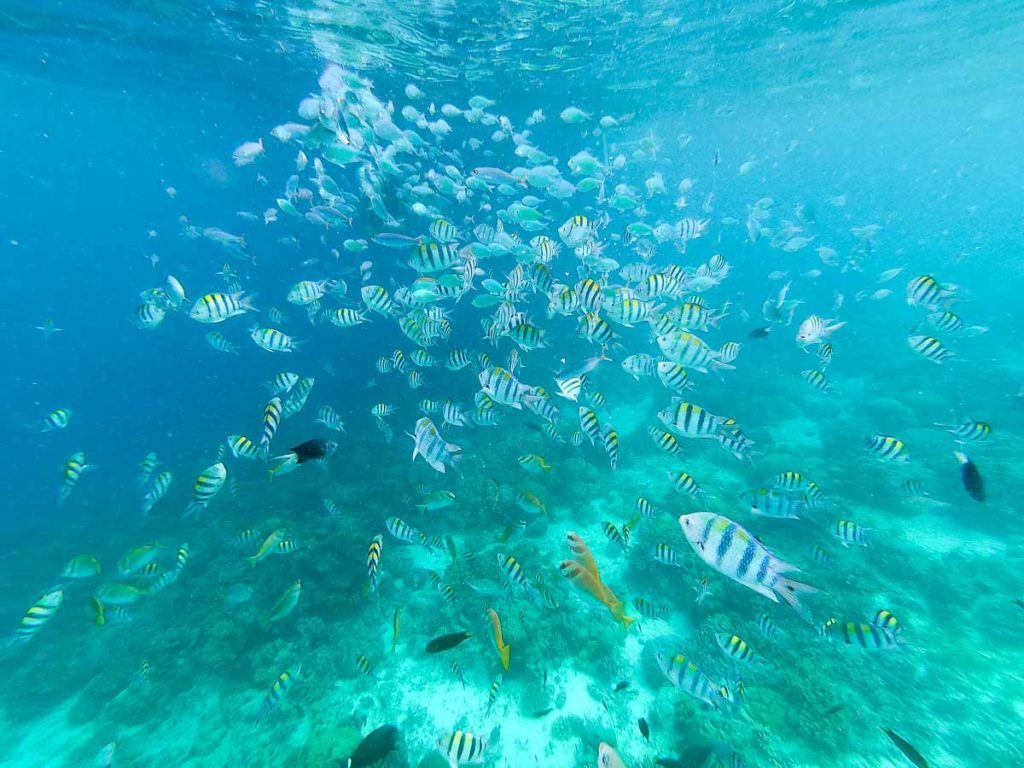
[238,292,259,312]
[499,644,511,671]
[776,576,818,624]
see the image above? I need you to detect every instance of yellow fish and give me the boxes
[517,454,552,474]
[487,608,511,671]
[249,529,284,566]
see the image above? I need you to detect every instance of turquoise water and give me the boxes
[2,1,1024,766]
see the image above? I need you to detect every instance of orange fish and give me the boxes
[560,534,635,630]
[486,608,511,671]
[566,531,600,581]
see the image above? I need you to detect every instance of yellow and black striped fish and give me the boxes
[367,534,383,592]
[12,588,63,644]
[865,434,909,462]
[716,633,757,663]
[260,397,282,451]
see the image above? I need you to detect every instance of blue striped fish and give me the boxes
[679,513,816,622]
[410,417,461,474]
[256,666,301,721]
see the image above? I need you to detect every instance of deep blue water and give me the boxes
[2,2,1024,766]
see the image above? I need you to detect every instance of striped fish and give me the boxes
[429,218,459,243]
[554,375,585,401]
[227,434,260,460]
[578,313,616,345]
[872,609,902,634]
[409,241,461,273]
[632,597,667,618]
[286,280,330,306]
[578,406,601,445]
[268,372,299,394]
[602,426,619,469]
[497,553,532,593]
[652,542,681,567]
[636,497,658,519]
[546,284,579,317]
[327,307,369,327]
[621,353,656,380]
[58,451,94,506]
[486,674,503,713]
[185,462,227,517]
[355,655,373,677]
[140,471,171,517]
[679,513,816,622]
[907,334,952,364]
[137,452,158,488]
[648,426,681,456]
[559,215,596,247]
[668,470,703,498]
[366,534,383,592]
[361,285,396,316]
[936,418,990,442]
[410,417,461,474]
[478,367,535,409]
[605,298,657,327]
[439,731,487,765]
[801,368,832,392]
[772,471,825,506]
[135,302,166,329]
[385,517,423,545]
[747,488,806,519]
[256,666,301,721]
[657,401,724,439]
[822,619,898,650]
[10,588,63,645]
[716,633,756,664]
[925,310,987,335]
[250,326,299,352]
[717,428,756,461]
[188,291,255,323]
[656,362,693,393]
[260,397,282,451]
[39,407,72,432]
[808,543,831,565]
[866,434,909,462]
[718,341,742,364]
[282,377,315,418]
[906,274,956,309]
[655,651,729,709]
[446,349,472,371]
[832,519,870,548]
[176,543,190,571]
[657,331,731,373]
[756,613,779,639]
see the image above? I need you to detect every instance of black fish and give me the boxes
[530,708,553,718]
[613,680,630,693]
[291,438,335,463]
[425,631,472,653]
[341,724,399,767]
[638,717,650,741]
[882,728,928,768]
[955,451,985,502]
[748,326,772,338]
